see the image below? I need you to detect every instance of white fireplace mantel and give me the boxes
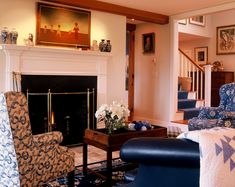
[0,44,112,105]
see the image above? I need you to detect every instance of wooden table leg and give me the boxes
[83,142,88,175]
[106,149,112,186]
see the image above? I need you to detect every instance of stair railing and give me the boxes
[178,49,204,100]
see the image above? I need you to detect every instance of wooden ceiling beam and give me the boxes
[43,0,169,24]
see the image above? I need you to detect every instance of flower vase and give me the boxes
[105,120,115,135]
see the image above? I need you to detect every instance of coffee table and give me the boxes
[83,126,167,185]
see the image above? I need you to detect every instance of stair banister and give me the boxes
[178,49,204,72]
[178,49,204,100]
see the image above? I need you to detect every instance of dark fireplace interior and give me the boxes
[21,75,97,146]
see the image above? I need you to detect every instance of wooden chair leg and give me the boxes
[67,170,74,187]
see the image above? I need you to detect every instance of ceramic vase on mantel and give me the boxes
[106,40,112,52]
[1,27,9,44]
[9,28,18,44]
[99,39,106,52]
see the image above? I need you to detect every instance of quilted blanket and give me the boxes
[178,127,235,187]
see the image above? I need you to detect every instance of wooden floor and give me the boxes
[69,145,120,166]
[171,120,188,125]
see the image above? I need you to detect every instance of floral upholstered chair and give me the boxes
[4,91,75,186]
[188,82,235,130]
[0,93,20,187]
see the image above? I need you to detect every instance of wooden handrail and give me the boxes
[178,48,204,72]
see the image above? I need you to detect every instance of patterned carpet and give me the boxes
[45,158,135,187]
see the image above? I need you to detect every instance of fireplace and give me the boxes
[21,75,97,146]
[0,45,111,146]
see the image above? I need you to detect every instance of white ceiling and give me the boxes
[97,0,235,15]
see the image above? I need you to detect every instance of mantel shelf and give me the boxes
[0,44,112,57]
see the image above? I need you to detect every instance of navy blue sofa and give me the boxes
[119,137,200,187]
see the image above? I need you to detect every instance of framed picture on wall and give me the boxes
[195,47,208,65]
[189,16,205,26]
[36,2,91,49]
[143,32,155,54]
[216,24,235,55]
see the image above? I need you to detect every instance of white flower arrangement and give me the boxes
[95,101,130,134]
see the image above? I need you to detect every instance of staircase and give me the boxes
[178,90,200,120]
[172,49,206,127]
[170,50,212,132]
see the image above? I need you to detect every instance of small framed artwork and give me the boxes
[178,19,187,25]
[143,32,155,54]
[216,24,235,55]
[195,47,208,65]
[189,16,205,26]
[36,2,91,48]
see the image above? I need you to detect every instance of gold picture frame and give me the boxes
[216,24,235,55]
[36,2,91,49]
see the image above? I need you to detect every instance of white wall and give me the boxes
[179,9,235,73]
[179,38,211,61]
[0,0,126,104]
[179,15,213,38]
[134,23,170,125]
[211,9,235,72]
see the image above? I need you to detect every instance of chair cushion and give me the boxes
[188,117,235,131]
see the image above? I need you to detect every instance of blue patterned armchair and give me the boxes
[0,93,20,186]
[188,82,235,130]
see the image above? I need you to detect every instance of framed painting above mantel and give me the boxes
[36,2,91,49]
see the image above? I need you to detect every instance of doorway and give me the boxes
[126,23,136,120]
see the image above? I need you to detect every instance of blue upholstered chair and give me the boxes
[0,93,20,186]
[188,82,235,130]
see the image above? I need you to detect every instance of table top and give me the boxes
[84,126,167,151]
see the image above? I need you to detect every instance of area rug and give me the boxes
[45,158,135,187]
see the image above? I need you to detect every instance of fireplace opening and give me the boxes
[21,75,97,146]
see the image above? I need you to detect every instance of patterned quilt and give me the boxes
[178,127,235,187]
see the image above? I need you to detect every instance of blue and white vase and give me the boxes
[1,27,9,44]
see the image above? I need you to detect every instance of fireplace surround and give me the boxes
[0,44,112,145]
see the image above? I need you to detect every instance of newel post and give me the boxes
[204,65,212,107]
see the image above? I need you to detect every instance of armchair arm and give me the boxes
[33,131,63,146]
[120,137,200,168]
[197,106,223,119]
